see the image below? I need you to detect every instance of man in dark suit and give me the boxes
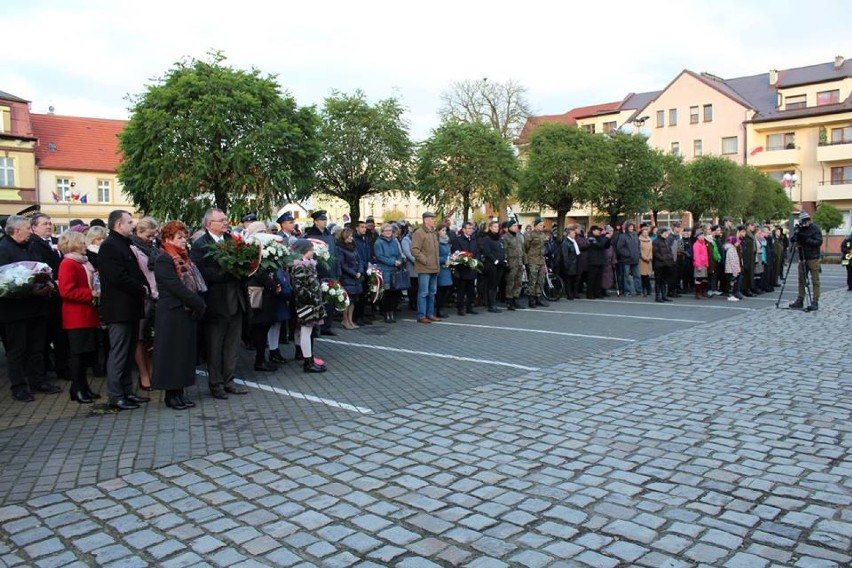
[190,208,250,399]
[28,213,71,382]
[0,215,60,402]
[99,210,151,410]
[303,210,340,335]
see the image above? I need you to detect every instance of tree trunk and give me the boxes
[689,210,702,228]
[556,209,568,241]
[650,209,658,226]
[462,191,471,224]
[347,196,361,225]
[609,212,619,228]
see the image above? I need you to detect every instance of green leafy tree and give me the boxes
[739,166,793,222]
[311,90,413,223]
[648,151,687,225]
[119,52,320,223]
[679,155,744,222]
[592,133,663,227]
[813,203,844,252]
[517,124,615,237]
[416,121,517,223]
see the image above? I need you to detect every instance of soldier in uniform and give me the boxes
[502,220,525,311]
[523,217,549,308]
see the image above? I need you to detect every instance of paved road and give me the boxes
[0,265,848,566]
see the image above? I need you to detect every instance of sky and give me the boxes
[4,0,851,142]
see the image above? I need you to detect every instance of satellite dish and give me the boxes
[48,106,55,113]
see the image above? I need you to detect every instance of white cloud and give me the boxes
[4,0,851,140]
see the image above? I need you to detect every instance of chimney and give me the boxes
[836,55,845,69]
[769,69,778,86]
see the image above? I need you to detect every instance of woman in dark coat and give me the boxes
[152,221,207,410]
[338,228,363,330]
[479,220,506,313]
[557,224,581,300]
[243,222,284,371]
[436,226,454,318]
[652,226,676,303]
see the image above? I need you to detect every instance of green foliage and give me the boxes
[648,150,687,223]
[739,166,793,222]
[593,133,664,226]
[416,121,517,223]
[312,90,413,223]
[681,155,744,221]
[517,124,614,236]
[381,208,406,223]
[813,202,844,234]
[119,52,320,224]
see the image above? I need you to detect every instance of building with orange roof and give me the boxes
[30,113,131,230]
[0,90,38,216]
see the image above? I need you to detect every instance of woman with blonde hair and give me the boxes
[131,216,160,390]
[58,230,101,403]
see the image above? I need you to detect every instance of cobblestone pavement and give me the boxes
[0,267,849,566]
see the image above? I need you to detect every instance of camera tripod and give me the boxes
[775,243,813,310]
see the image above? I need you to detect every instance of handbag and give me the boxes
[392,267,410,290]
[247,286,264,310]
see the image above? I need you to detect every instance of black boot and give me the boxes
[655,289,664,303]
[269,349,286,364]
[178,389,196,408]
[528,297,536,308]
[537,296,549,307]
[304,357,326,373]
[457,306,466,316]
[662,284,673,302]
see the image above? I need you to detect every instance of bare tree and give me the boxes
[439,78,533,141]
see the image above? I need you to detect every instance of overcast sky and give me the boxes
[4,0,850,141]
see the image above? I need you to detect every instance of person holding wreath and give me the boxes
[290,239,327,372]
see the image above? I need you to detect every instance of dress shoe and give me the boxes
[254,361,277,372]
[33,383,61,394]
[487,307,502,313]
[268,349,287,364]
[428,316,442,322]
[224,382,249,395]
[179,393,196,408]
[320,329,337,336]
[165,395,187,410]
[466,308,479,315]
[125,393,150,404]
[109,398,140,411]
[417,317,432,324]
[69,390,94,404]
[12,390,34,402]
[210,385,229,400]
[85,389,101,400]
[304,357,326,373]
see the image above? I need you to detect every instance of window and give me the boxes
[817,90,840,106]
[602,121,617,134]
[669,109,677,126]
[722,136,738,155]
[693,139,703,156]
[0,157,14,187]
[56,178,72,201]
[831,127,852,144]
[656,110,665,128]
[98,179,111,203]
[703,104,713,122]
[766,171,791,184]
[0,106,10,133]
[831,166,852,185]
[582,124,596,134]
[671,142,680,155]
[785,94,806,110]
[690,106,699,124]
[766,132,795,151]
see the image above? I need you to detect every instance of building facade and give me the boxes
[0,91,38,216]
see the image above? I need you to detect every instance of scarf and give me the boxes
[565,236,580,255]
[64,252,95,290]
[163,242,207,294]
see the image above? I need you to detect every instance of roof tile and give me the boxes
[30,114,126,173]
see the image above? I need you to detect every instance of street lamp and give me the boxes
[618,115,651,139]
[783,172,800,232]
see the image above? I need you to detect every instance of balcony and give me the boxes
[817,140,852,162]
[817,180,852,201]
[748,147,799,167]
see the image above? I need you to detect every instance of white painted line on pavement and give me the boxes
[576,299,753,311]
[318,339,541,371]
[401,320,635,343]
[514,308,704,324]
[234,379,374,414]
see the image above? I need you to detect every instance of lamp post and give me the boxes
[783,172,799,233]
[618,115,651,139]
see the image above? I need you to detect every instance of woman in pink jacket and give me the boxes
[692,228,710,299]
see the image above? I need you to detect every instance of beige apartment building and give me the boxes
[0,91,38,216]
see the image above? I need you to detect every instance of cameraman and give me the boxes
[788,211,822,311]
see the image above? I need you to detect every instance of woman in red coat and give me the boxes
[58,230,101,403]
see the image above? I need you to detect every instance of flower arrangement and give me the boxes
[0,261,53,298]
[305,237,332,270]
[206,232,296,278]
[366,263,384,303]
[243,232,298,272]
[447,250,483,272]
[321,279,350,311]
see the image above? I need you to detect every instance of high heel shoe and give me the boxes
[69,390,94,404]
[138,378,153,391]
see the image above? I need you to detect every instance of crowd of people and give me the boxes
[0,205,830,409]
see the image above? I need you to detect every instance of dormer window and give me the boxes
[817,89,840,106]
[786,95,806,110]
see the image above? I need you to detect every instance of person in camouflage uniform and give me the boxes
[524,217,549,308]
[501,219,525,311]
